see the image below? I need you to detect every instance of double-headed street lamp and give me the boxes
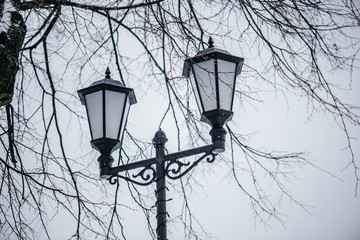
[78,38,244,240]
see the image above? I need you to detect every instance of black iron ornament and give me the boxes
[165,150,216,180]
[208,36,214,48]
[108,165,156,186]
[79,39,243,240]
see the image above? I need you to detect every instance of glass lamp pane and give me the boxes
[217,60,236,111]
[118,99,130,145]
[191,60,216,112]
[105,90,126,139]
[189,74,203,113]
[85,91,103,140]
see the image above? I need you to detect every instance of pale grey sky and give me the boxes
[3,2,359,239]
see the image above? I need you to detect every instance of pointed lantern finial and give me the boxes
[105,67,111,79]
[208,37,214,48]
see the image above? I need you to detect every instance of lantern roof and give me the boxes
[182,37,244,78]
[195,37,231,56]
[78,67,137,106]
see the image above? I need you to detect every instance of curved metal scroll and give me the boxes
[165,152,216,180]
[108,165,156,186]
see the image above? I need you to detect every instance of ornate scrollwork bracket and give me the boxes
[105,144,216,184]
[108,165,156,186]
[165,152,217,180]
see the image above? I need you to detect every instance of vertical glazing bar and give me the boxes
[153,129,168,240]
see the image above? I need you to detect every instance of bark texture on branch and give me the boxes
[0,0,26,106]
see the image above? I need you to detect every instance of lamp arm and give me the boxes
[105,144,216,185]
[108,157,156,175]
[163,144,214,162]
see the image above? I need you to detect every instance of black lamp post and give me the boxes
[78,38,243,240]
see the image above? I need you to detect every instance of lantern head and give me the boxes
[183,37,244,152]
[78,68,137,155]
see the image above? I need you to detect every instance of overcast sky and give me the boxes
[4,3,358,239]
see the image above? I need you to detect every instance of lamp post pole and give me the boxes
[103,130,216,240]
[154,130,168,240]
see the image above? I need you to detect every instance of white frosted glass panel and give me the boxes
[189,74,203,113]
[218,60,236,110]
[119,100,130,145]
[192,60,216,111]
[85,91,103,140]
[105,90,126,139]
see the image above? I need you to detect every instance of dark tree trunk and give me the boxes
[0,0,26,106]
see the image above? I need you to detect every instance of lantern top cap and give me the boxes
[208,37,214,48]
[77,67,137,105]
[182,37,244,78]
[194,37,231,56]
[88,67,124,88]
[105,67,111,79]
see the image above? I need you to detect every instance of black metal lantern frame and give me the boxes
[182,38,244,152]
[182,38,244,126]
[78,68,136,154]
[79,39,244,240]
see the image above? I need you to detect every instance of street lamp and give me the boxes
[78,38,243,240]
[183,37,244,152]
[78,67,137,179]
